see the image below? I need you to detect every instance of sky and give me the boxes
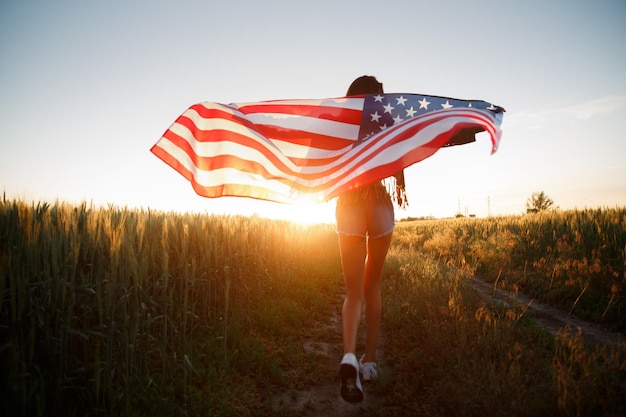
[1,0,625,223]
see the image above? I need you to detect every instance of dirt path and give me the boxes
[271,289,386,416]
[469,276,623,346]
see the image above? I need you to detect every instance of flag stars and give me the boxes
[361,94,496,141]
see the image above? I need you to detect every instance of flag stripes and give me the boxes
[151,95,503,203]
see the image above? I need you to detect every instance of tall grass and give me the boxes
[380,249,557,416]
[1,199,624,416]
[467,209,624,330]
[0,198,340,416]
[395,208,626,331]
[380,219,625,416]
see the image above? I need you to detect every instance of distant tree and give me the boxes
[526,191,555,213]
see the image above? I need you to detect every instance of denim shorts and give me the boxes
[335,192,395,239]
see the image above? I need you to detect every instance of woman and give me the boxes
[337,75,405,403]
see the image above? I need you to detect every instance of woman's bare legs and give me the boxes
[339,232,393,359]
[363,232,393,362]
[339,235,366,356]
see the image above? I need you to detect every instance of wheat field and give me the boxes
[1,198,623,416]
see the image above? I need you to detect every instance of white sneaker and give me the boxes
[340,353,363,402]
[359,355,378,381]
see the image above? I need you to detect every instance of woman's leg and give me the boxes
[363,232,393,362]
[338,234,367,355]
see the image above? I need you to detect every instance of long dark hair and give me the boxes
[347,75,408,208]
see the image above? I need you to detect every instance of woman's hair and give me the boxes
[346,75,383,96]
[346,75,408,208]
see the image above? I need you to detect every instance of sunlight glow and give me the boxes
[263,199,336,225]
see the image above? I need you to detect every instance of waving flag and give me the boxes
[151,93,504,203]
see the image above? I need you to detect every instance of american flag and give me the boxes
[150,94,504,204]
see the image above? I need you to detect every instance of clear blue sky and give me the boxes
[1,0,625,222]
